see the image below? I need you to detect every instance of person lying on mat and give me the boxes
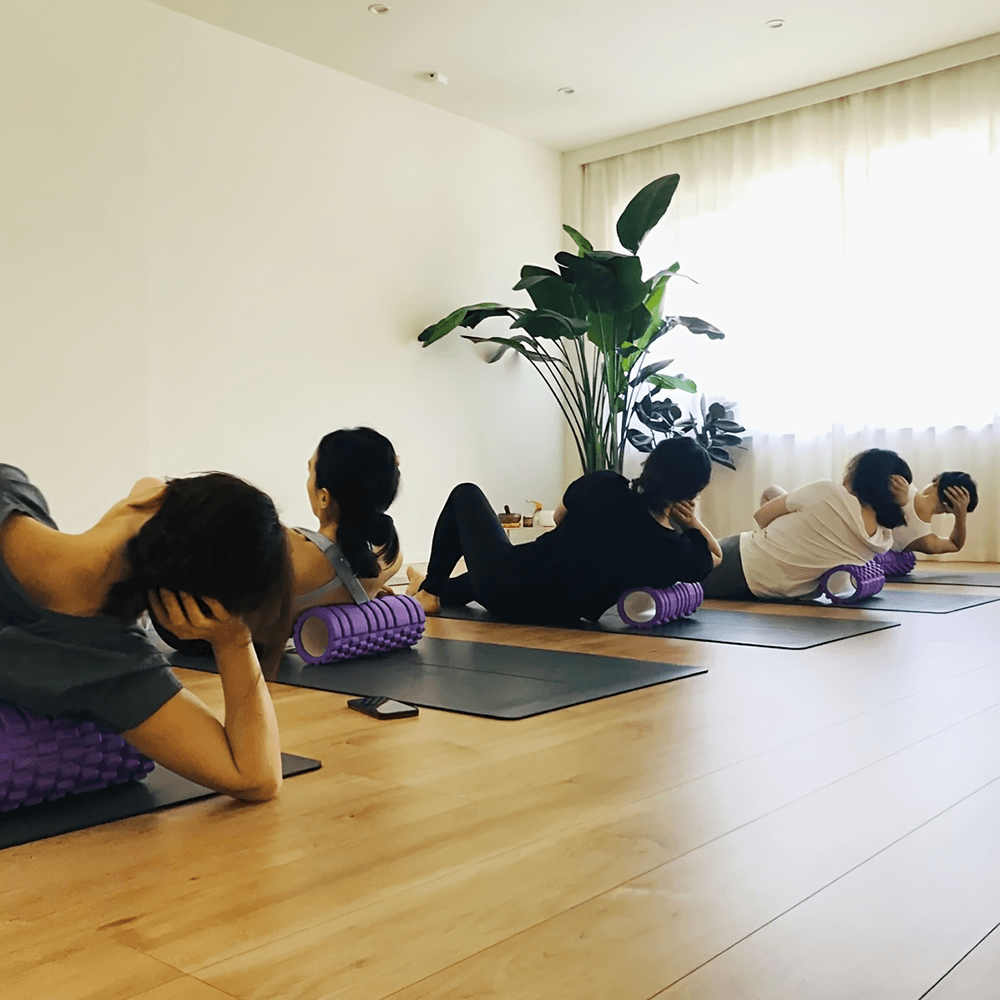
[288,426,402,614]
[153,426,403,663]
[701,448,909,600]
[0,463,292,801]
[405,437,722,625]
[887,471,978,555]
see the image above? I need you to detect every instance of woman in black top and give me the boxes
[407,438,722,625]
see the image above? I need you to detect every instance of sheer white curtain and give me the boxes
[582,55,1000,559]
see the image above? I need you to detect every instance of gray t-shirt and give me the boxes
[0,464,182,732]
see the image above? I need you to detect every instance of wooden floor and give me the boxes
[5,563,1000,999]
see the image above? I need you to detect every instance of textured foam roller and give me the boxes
[293,594,426,664]
[873,550,917,576]
[617,581,704,628]
[0,702,155,812]
[818,562,886,605]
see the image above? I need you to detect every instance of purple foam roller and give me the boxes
[293,594,426,664]
[0,702,155,812]
[873,550,917,576]
[818,562,885,605]
[617,581,704,629]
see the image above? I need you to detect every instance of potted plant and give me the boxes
[417,173,744,473]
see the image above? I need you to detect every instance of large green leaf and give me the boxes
[554,251,615,303]
[625,428,655,452]
[556,251,647,314]
[669,315,726,340]
[710,418,746,432]
[629,358,675,388]
[514,272,588,319]
[707,446,737,470]
[648,262,682,283]
[642,273,670,319]
[648,372,697,394]
[616,174,680,253]
[418,303,520,345]
[418,306,469,345]
[562,224,593,254]
[515,265,561,283]
[711,433,745,447]
[461,335,567,366]
[511,309,587,340]
[465,305,524,329]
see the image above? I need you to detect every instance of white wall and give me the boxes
[0,1,564,559]
[0,0,151,518]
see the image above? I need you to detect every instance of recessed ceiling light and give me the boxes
[765,18,785,28]
[557,87,575,95]
[368,4,390,13]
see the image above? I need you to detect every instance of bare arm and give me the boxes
[553,502,568,526]
[123,590,282,801]
[754,494,791,529]
[670,500,723,568]
[904,486,971,555]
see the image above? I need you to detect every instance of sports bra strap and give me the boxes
[293,527,371,607]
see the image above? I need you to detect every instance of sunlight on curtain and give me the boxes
[582,56,1000,559]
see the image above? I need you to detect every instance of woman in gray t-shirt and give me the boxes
[0,463,293,801]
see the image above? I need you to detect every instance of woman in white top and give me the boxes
[703,449,910,599]
[888,472,977,555]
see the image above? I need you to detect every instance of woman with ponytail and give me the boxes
[407,437,722,626]
[701,448,910,600]
[286,426,402,615]
[154,428,402,668]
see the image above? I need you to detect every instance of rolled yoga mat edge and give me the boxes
[0,752,321,851]
[171,638,706,720]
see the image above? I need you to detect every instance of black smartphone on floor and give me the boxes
[347,696,419,720]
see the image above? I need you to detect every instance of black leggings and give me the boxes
[422,483,535,621]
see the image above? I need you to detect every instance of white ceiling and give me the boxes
[151,0,1000,151]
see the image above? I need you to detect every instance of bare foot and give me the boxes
[406,566,440,614]
[759,485,787,505]
[405,565,424,594]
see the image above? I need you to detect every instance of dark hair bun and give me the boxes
[632,437,712,511]
[936,471,979,513]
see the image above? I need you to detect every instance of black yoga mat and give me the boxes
[434,603,899,649]
[885,572,1000,588]
[171,638,705,720]
[805,589,1000,614]
[0,753,320,851]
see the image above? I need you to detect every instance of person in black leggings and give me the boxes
[407,438,723,626]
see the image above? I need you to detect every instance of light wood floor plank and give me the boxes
[657,782,1000,1000]
[359,705,1000,1000]
[922,924,1000,999]
[5,913,180,1000]
[124,978,237,1000]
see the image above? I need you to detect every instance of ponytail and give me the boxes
[336,506,400,579]
[315,426,401,579]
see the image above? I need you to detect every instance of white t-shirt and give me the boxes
[739,480,894,598]
[891,484,933,551]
